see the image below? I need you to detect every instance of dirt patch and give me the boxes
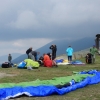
[0,72,16,78]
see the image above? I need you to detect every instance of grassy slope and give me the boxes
[0,54,100,100]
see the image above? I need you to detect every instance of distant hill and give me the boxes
[0,53,22,64]
[36,37,95,56]
[12,37,95,64]
[12,54,27,64]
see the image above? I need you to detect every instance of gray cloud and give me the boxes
[0,0,100,56]
[0,0,100,38]
[0,0,100,41]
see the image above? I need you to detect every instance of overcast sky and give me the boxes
[0,0,100,56]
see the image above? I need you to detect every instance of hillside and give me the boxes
[0,53,21,64]
[12,37,94,64]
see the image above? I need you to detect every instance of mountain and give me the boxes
[0,53,22,64]
[37,37,95,56]
[12,37,95,64]
[12,54,27,64]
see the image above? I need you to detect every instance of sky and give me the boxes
[0,0,100,56]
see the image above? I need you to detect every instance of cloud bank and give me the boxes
[0,0,100,56]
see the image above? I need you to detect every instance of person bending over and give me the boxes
[29,50,40,61]
[26,47,32,58]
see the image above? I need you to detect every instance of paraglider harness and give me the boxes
[38,56,44,66]
[55,79,76,89]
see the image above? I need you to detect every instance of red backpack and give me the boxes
[44,60,52,67]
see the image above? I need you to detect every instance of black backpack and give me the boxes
[85,53,93,64]
[2,62,11,68]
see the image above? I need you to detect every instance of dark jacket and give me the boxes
[49,45,57,60]
[31,51,37,56]
[49,45,57,52]
[39,56,44,61]
[26,48,32,55]
[47,53,52,59]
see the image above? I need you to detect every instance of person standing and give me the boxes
[8,54,12,64]
[49,44,57,60]
[66,46,73,63]
[90,45,99,63]
[26,47,32,58]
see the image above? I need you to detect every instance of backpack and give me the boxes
[85,53,92,64]
[44,60,52,67]
[17,61,26,68]
[2,62,11,68]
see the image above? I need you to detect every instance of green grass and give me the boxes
[0,54,100,100]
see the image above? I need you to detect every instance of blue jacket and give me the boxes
[66,47,73,56]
